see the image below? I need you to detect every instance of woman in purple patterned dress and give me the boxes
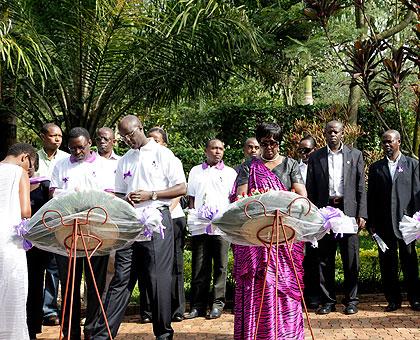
[234,123,307,340]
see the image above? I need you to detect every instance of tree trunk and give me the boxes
[0,111,17,159]
[303,75,314,105]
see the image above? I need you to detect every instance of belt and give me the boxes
[328,196,343,206]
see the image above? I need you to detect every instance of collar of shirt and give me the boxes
[202,160,225,170]
[109,150,120,160]
[39,147,58,161]
[69,151,97,164]
[386,152,402,165]
[327,143,344,155]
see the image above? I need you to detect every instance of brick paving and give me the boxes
[38,296,419,340]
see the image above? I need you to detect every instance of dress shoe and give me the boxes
[410,301,420,311]
[344,304,358,315]
[316,304,336,315]
[140,315,152,323]
[384,302,401,312]
[207,307,222,319]
[172,313,184,322]
[43,315,60,326]
[184,308,204,319]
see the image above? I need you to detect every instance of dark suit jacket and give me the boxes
[367,154,420,240]
[306,145,367,218]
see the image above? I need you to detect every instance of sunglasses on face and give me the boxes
[260,140,279,148]
[298,147,313,154]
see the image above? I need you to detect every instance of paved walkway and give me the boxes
[38,297,419,340]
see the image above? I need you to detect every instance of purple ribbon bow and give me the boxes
[14,219,33,251]
[198,205,219,234]
[123,171,132,180]
[319,206,343,232]
[138,208,165,239]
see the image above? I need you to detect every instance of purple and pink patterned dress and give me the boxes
[233,158,305,340]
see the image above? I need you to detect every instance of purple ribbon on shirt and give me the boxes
[198,205,219,234]
[14,219,33,251]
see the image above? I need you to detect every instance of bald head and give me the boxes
[243,137,260,158]
[119,115,142,131]
[118,115,147,149]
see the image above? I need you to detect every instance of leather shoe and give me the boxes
[184,309,204,319]
[384,302,401,312]
[316,304,336,315]
[207,307,222,319]
[139,315,152,323]
[43,315,60,326]
[410,301,420,311]
[172,313,184,322]
[344,304,358,315]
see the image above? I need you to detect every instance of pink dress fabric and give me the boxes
[233,158,305,340]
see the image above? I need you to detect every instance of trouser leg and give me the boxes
[84,255,109,336]
[171,217,186,316]
[339,234,360,304]
[398,239,420,304]
[318,233,338,305]
[378,237,401,304]
[43,253,60,319]
[26,247,49,337]
[138,209,174,339]
[91,246,138,339]
[56,254,83,340]
[190,234,212,312]
[303,242,321,305]
[210,236,230,310]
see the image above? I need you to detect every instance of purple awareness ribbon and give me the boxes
[14,219,33,251]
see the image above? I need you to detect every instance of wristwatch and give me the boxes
[151,191,158,201]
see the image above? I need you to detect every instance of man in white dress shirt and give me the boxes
[184,139,237,320]
[36,123,69,327]
[50,127,110,340]
[297,135,316,184]
[92,115,186,340]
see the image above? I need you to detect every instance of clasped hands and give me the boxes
[126,189,152,205]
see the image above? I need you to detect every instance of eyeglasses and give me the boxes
[259,140,279,148]
[68,143,90,153]
[95,136,112,143]
[120,126,142,141]
[298,147,313,154]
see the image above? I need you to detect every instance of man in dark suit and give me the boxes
[306,120,367,315]
[367,129,420,312]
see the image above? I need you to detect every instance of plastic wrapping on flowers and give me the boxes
[25,190,150,257]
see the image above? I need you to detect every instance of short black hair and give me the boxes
[148,127,169,144]
[7,143,37,159]
[41,122,60,134]
[255,123,282,143]
[205,138,224,149]
[68,127,90,140]
[300,135,317,148]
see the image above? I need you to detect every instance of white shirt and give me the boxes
[327,144,344,197]
[115,139,186,209]
[36,148,69,179]
[387,152,402,180]
[100,151,121,192]
[187,162,237,235]
[50,152,111,194]
[298,160,308,185]
[170,157,186,219]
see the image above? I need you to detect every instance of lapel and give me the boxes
[393,154,406,183]
[379,158,392,184]
[318,147,328,182]
[342,145,351,189]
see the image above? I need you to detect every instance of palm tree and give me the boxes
[12,0,259,139]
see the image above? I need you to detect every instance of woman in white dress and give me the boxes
[0,143,36,340]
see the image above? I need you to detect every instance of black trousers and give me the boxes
[189,234,230,312]
[139,216,186,319]
[26,247,50,338]
[303,242,321,305]
[92,209,174,340]
[378,236,419,305]
[318,232,360,306]
[56,254,109,340]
